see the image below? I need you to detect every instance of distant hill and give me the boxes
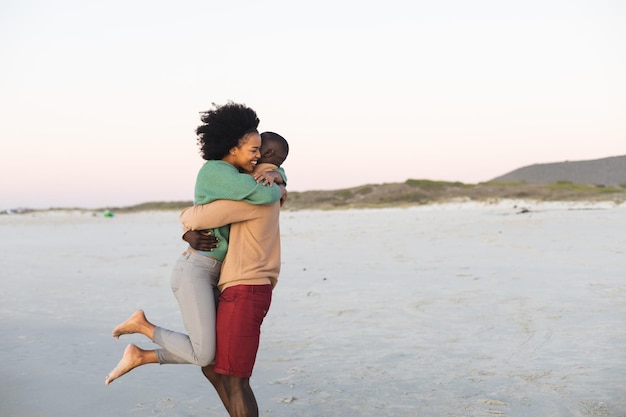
[5,155,626,214]
[78,178,623,213]
[490,155,626,186]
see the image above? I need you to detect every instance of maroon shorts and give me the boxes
[214,284,272,377]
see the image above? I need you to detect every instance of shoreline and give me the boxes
[2,197,625,218]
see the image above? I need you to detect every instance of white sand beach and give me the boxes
[1,201,625,417]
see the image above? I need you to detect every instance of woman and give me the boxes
[105,102,286,385]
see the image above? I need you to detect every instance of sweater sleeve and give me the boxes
[180,200,270,231]
[275,167,287,185]
[194,161,282,205]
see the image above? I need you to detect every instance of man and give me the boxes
[179,189,284,417]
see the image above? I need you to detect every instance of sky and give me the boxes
[1,0,624,210]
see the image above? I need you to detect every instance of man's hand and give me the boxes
[279,184,288,206]
[182,230,220,252]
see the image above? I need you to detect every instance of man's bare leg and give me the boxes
[105,344,158,385]
[201,365,230,412]
[111,310,156,340]
[222,375,258,417]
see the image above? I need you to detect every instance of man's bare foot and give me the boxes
[105,344,149,385]
[112,310,152,339]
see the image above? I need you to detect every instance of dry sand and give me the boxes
[1,201,625,417]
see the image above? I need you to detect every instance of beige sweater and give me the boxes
[180,200,281,291]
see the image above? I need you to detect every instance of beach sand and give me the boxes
[1,201,625,416]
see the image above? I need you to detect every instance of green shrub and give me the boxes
[546,181,594,191]
[405,179,468,189]
[335,190,354,198]
[597,187,622,194]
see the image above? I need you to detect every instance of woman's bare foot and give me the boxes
[105,344,156,385]
[111,310,154,339]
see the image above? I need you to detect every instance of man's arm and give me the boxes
[180,199,278,231]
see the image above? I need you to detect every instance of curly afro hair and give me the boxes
[196,101,260,161]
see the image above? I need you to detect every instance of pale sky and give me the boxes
[1,0,624,210]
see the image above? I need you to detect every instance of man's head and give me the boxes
[259,131,289,167]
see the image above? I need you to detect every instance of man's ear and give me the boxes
[262,148,275,158]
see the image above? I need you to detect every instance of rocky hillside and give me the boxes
[490,155,626,186]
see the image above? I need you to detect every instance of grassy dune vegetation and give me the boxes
[100,179,626,213]
[6,179,625,215]
[279,179,626,210]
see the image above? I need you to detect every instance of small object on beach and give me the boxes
[103,210,115,218]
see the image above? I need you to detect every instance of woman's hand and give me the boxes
[253,171,284,186]
[182,230,220,252]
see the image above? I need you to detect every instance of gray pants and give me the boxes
[153,250,221,366]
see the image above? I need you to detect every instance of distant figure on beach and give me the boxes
[105,102,287,391]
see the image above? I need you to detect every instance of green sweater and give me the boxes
[193,160,283,261]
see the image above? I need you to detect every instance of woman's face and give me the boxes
[229,132,262,173]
